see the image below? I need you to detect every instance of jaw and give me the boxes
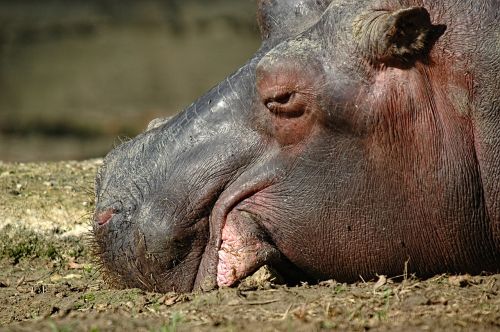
[192,149,321,291]
[195,205,303,290]
[217,209,281,287]
[194,183,311,290]
[193,162,286,291]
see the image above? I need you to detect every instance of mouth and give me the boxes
[194,173,276,291]
[217,207,281,287]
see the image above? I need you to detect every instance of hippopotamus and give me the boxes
[92,0,500,293]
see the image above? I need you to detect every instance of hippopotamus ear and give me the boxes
[354,6,447,68]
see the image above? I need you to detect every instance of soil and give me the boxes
[0,160,499,331]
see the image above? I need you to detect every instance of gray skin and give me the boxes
[93,0,500,293]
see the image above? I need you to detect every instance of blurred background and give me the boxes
[0,0,260,162]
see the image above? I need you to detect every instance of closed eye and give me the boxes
[264,92,305,118]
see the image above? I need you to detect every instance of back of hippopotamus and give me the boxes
[92,0,500,293]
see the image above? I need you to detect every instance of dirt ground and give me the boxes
[0,161,499,331]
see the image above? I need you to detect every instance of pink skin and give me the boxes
[217,211,272,287]
[194,162,279,290]
[95,208,114,226]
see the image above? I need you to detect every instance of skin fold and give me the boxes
[92,0,500,293]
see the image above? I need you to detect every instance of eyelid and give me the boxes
[266,92,306,119]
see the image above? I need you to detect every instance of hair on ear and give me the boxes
[384,7,447,64]
[354,6,447,68]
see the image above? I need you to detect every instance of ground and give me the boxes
[0,161,498,331]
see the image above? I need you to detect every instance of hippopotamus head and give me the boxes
[93,0,500,292]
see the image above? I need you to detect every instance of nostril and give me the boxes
[95,208,118,226]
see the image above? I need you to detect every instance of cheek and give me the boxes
[272,109,318,146]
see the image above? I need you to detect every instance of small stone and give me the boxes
[68,261,84,270]
[238,265,284,291]
[96,303,108,311]
[448,275,472,287]
[164,295,180,306]
[318,279,337,287]
[373,275,387,292]
[50,275,63,282]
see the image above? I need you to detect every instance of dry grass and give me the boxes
[0,161,498,331]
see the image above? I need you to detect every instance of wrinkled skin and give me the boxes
[93,0,500,293]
